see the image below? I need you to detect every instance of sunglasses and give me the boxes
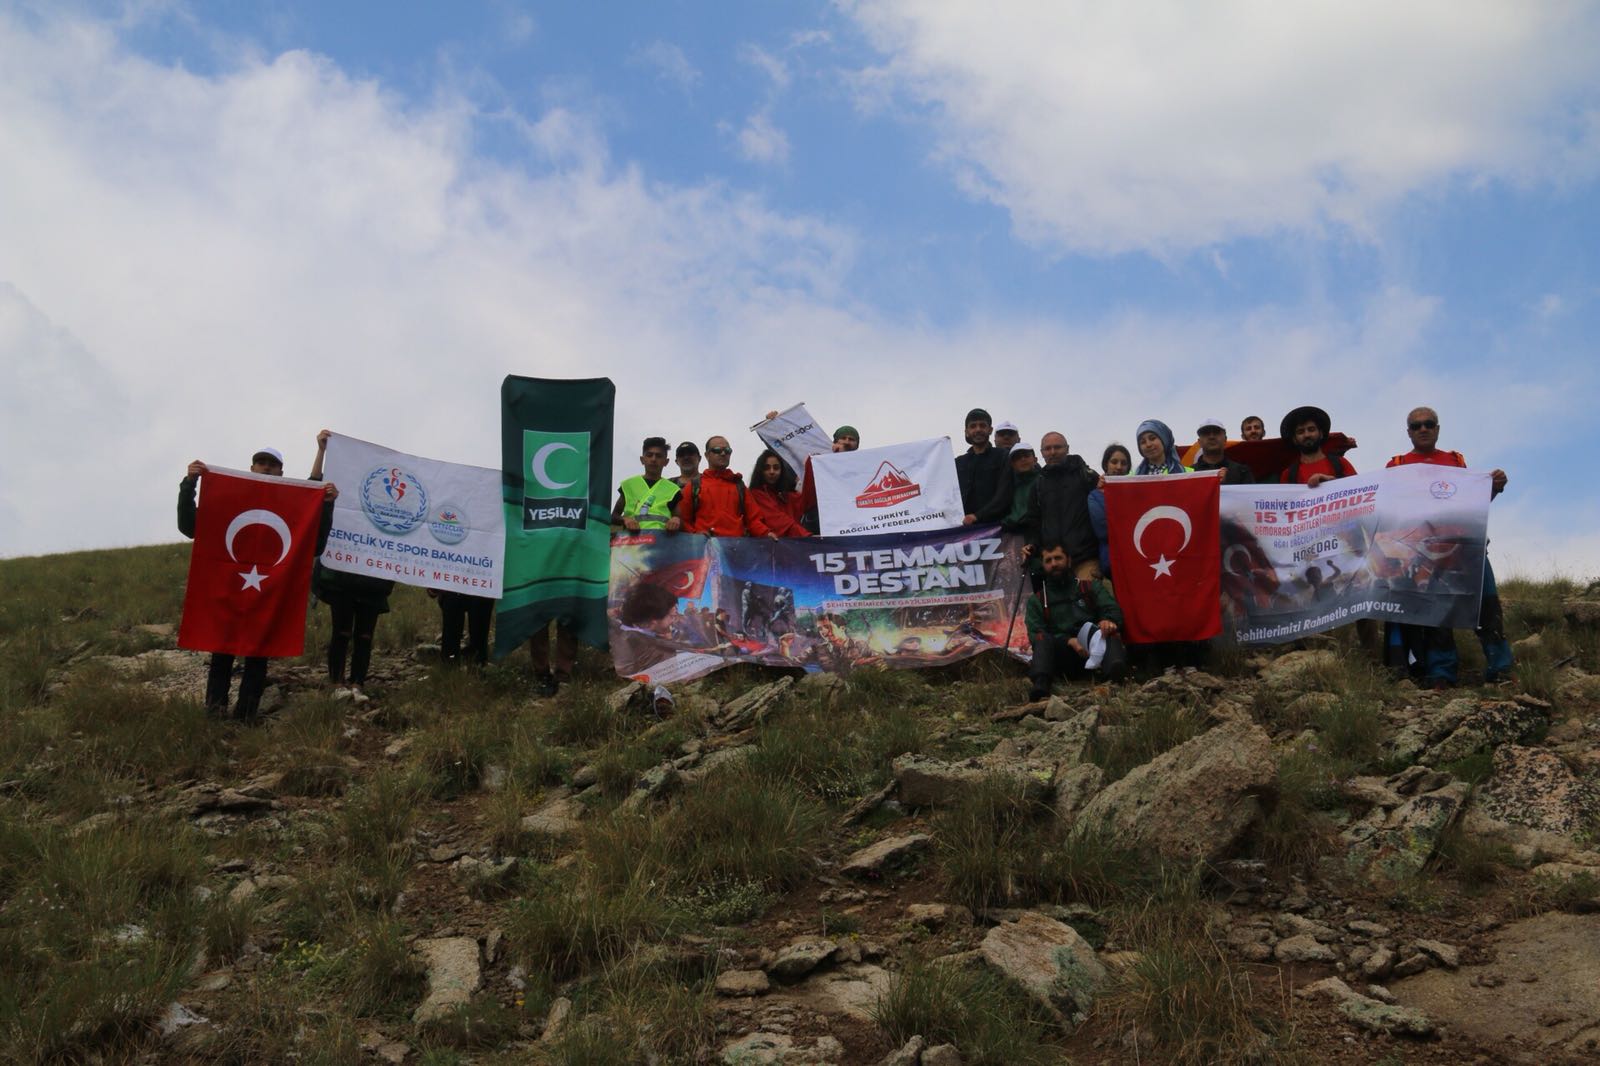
[707,447,732,455]
[1408,419,1438,431]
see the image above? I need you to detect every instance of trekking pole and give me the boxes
[1000,565,1029,653]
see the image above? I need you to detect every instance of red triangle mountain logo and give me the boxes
[855,460,922,509]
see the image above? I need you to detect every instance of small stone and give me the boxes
[1390,952,1432,978]
[715,969,771,997]
[412,938,481,1024]
[195,971,231,993]
[1365,984,1396,1004]
[905,903,971,930]
[540,997,572,1042]
[1274,934,1336,963]
[840,834,931,879]
[768,939,837,982]
[157,1002,207,1037]
[1346,919,1391,939]
[1411,938,1460,970]
[374,1040,410,1064]
[1362,946,1396,980]
[875,1035,925,1066]
[1338,996,1435,1037]
[921,1044,964,1066]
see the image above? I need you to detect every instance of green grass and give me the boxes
[1089,700,1207,783]
[872,959,1060,1066]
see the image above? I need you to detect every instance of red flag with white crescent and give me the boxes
[178,469,326,657]
[641,557,711,600]
[1103,471,1222,644]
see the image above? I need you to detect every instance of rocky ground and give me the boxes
[4,547,1600,1064]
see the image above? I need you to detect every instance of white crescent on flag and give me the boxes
[1132,505,1193,558]
[224,509,293,565]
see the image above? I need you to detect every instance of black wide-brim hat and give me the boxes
[1280,405,1331,441]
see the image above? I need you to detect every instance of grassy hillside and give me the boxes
[2,544,1598,1064]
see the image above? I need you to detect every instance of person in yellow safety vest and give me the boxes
[612,436,684,533]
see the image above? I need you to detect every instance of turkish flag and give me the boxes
[178,469,326,657]
[642,557,711,600]
[1103,471,1222,644]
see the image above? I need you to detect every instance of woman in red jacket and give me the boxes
[747,449,811,538]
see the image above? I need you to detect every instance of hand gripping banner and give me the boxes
[1219,463,1492,643]
[496,376,615,658]
[608,524,1032,683]
[319,432,504,596]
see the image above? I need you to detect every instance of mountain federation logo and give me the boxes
[854,461,921,509]
[1428,480,1458,500]
[428,504,469,545]
[361,465,430,535]
[522,430,591,531]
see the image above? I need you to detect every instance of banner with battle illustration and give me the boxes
[1220,463,1493,644]
[608,525,1032,683]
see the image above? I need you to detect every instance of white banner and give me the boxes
[811,437,964,537]
[321,432,505,596]
[753,402,834,485]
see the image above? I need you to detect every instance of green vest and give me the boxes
[620,475,680,529]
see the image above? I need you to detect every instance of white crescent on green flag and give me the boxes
[320,432,505,596]
[810,437,964,536]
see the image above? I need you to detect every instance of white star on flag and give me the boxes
[1149,554,1175,579]
[239,566,267,591]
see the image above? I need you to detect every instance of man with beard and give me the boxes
[957,408,1009,523]
[1279,406,1356,485]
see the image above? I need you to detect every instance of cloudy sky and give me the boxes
[2,1,1597,576]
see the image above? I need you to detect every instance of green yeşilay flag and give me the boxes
[495,375,615,658]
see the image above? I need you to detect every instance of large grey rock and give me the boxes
[1274,934,1336,963]
[892,756,988,808]
[521,791,584,837]
[1071,719,1276,863]
[1051,763,1104,826]
[768,938,838,982]
[716,677,795,731]
[1387,697,1479,765]
[840,834,930,879]
[1423,701,1548,765]
[1297,975,1435,1037]
[982,708,1100,770]
[1475,745,1600,838]
[1342,779,1471,884]
[978,911,1105,1023]
[412,937,481,1024]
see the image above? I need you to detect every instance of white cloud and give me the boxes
[0,11,1590,581]
[738,43,790,90]
[735,110,790,165]
[630,40,700,92]
[844,1,1600,254]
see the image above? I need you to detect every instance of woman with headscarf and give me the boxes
[1133,419,1190,476]
[1087,443,1133,578]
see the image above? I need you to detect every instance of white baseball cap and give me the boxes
[1009,441,1036,455]
[1196,417,1226,433]
[252,447,285,465]
[994,420,1019,434]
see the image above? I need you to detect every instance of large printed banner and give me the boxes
[810,437,964,537]
[1220,463,1492,644]
[753,402,834,485]
[608,524,1031,683]
[321,433,505,595]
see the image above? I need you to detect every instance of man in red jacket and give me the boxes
[1384,405,1513,685]
[680,435,747,536]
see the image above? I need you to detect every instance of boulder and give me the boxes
[892,756,988,808]
[412,938,481,1024]
[978,911,1105,1023]
[716,677,794,731]
[1051,763,1104,827]
[1071,719,1276,864]
[521,792,584,838]
[875,1037,925,1066]
[620,764,682,812]
[1422,701,1548,765]
[840,834,930,879]
[1341,779,1471,884]
[1258,649,1341,690]
[768,939,838,982]
[1387,698,1479,765]
[1476,745,1600,838]
[716,969,770,997]
[1563,599,1600,627]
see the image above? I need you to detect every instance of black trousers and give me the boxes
[205,654,268,718]
[1030,632,1127,687]
[327,601,382,685]
[439,592,494,665]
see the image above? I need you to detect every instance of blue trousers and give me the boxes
[1385,558,1513,683]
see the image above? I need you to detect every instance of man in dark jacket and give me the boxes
[956,408,1009,523]
[1025,542,1127,699]
[1022,431,1104,580]
[1190,417,1254,484]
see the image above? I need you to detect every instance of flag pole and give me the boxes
[1000,563,1029,653]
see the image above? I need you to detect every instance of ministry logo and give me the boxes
[361,465,430,535]
[522,430,591,531]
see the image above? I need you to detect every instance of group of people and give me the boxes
[178,431,495,720]
[179,401,1512,718]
